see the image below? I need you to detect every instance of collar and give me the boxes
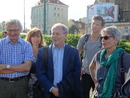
[52,44,65,49]
[5,36,24,44]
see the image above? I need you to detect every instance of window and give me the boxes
[54,13,56,16]
[57,13,60,16]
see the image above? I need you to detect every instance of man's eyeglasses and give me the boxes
[7,29,20,33]
[100,36,114,40]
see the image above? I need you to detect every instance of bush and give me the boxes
[43,34,130,54]
[43,34,82,47]
[0,32,2,38]
[1,33,130,54]
[20,34,26,39]
[43,34,52,45]
[118,39,130,54]
[66,34,82,47]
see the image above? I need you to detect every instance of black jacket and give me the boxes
[121,68,130,97]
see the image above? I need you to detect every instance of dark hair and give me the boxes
[92,15,105,27]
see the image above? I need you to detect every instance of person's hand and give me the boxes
[51,87,59,97]
[81,68,85,75]
[94,82,98,87]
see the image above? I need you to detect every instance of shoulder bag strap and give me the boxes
[43,46,48,70]
[80,34,89,61]
[120,52,125,83]
[83,34,89,46]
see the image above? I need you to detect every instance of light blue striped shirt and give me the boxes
[0,37,34,78]
[52,44,65,86]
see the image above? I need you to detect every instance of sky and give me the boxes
[0,0,95,29]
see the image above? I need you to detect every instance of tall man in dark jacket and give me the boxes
[36,23,82,98]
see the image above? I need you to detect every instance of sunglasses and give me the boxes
[100,36,114,40]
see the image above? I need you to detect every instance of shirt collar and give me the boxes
[5,36,24,44]
[52,44,65,49]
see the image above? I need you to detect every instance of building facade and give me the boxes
[95,0,130,21]
[86,0,130,39]
[31,0,68,34]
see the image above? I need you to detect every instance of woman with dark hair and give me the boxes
[89,26,130,98]
[26,28,46,98]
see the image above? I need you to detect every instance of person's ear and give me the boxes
[64,34,67,38]
[115,37,119,45]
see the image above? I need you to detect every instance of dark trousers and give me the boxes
[81,73,95,98]
[0,77,28,98]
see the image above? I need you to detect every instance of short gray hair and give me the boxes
[5,19,22,29]
[51,23,68,34]
[101,26,122,40]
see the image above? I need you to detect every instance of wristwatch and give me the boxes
[6,64,11,69]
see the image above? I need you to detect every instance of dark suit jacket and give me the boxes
[36,44,82,98]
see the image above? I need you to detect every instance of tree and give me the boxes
[69,25,79,33]
[0,21,6,31]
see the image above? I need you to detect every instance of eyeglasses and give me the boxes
[100,36,114,40]
[7,29,20,33]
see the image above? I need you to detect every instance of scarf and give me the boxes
[99,48,124,98]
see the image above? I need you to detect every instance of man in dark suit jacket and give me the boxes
[36,23,82,98]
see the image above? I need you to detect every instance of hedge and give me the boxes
[0,32,130,54]
[118,39,130,54]
[43,34,130,54]
[43,34,82,47]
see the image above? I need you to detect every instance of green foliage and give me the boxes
[43,34,82,47]
[43,34,52,45]
[43,34,130,54]
[0,21,6,31]
[0,32,2,38]
[1,32,130,54]
[118,39,130,54]
[69,25,79,33]
[66,34,82,47]
[20,34,26,39]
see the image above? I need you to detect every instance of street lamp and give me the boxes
[44,0,46,34]
[23,0,25,32]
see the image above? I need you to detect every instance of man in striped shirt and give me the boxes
[0,19,33,98]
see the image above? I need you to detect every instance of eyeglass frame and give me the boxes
[6,29,20,33]
[100,36,114,40]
